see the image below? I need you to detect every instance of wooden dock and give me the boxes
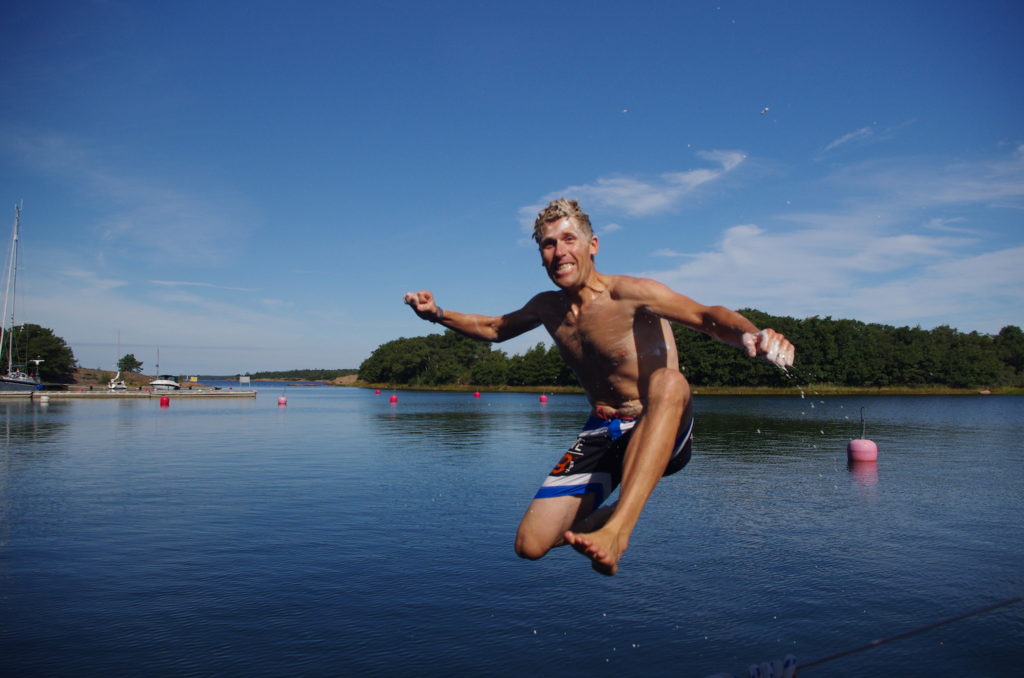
[25,388,258,400]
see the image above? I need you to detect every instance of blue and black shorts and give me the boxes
[534,413,694,508]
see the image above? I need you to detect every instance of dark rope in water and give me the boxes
[799,595,1024,671]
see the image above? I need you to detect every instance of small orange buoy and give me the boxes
[277,396,287,407]
[539,395,548,403]
[159,396,170,408]
[389,394,398,403]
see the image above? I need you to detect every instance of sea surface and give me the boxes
[1,385,1022,677]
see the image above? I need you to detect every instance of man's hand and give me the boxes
[404,290,441,323]
[742,329,795,369]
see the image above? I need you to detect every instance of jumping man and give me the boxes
[404,199,795,575]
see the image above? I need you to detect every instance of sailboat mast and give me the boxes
[1,203,21,375]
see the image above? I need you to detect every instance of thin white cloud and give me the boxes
[57,268,129,293]
[150,280,257,292]
[821,121,913,154]
[644,149,1024,334]
[519,150,746,227]
[823,126,875,152]
[923,217,979,235]
[3,128,252,264]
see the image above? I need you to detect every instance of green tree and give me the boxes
[0,323,77,383]
[995,326,1024,383]
[359,331,500,386]
[118,353,144,373]
[508,343,558,386]
[469,350,510,385]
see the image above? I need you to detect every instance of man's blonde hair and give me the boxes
[532,198,593,244]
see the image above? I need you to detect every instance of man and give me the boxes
[404,199,794,575]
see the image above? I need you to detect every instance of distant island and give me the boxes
[71,368,361,388]
[355,311,1024,394]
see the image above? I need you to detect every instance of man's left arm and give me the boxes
[634,278,795,369]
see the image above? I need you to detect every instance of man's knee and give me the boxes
[648,368,690,409]
[514,530,551,561]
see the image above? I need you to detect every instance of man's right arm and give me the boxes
[403,290,542,343]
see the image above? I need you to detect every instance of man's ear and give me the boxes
[590,235,599,256]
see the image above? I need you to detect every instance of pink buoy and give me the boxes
[473,391,481,398]
[389,394,398,403]
[159,396,170,408]
[847,407,878,461]
[847,438,878,462]
[375,389,381,395]
[539,394,548,403]
[277,396,287,407]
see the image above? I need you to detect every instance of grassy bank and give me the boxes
[347,381,1023,396]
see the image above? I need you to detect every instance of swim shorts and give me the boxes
[533,413,694,508]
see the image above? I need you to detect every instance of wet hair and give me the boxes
[532,198,593,244]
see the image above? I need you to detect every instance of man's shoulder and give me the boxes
[525,290,563,311]
[605,274,667,298]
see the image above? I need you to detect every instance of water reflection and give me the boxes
[847,459,879,487]
[377,409,498,436]
[0,400,69,447]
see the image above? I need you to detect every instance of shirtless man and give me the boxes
[404,198,794,575]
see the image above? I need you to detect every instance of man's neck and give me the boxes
[562,271,607,306]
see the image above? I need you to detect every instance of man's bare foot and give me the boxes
[563,527,628,576]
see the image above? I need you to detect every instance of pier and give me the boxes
[10,388,258,400]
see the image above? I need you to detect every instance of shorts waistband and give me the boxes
[579,415,637,440]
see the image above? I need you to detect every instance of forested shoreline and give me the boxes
[246,368,358,381]
[357,311,1024,391]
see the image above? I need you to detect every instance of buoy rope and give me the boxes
[798,595,1024,671]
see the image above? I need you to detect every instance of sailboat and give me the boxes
[0,203,42,391]
[108,331,127,390]
[108,369,127,391]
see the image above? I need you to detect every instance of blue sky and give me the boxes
[1,0,1021,375]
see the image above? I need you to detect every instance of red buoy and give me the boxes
[539,395,548,403]
[473,391,481,398]
[277,396,287,407]
[159,396,170,408]
[389,394,398,403]
[375,389,381,395]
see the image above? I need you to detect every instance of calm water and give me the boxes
[1,385,1022,677]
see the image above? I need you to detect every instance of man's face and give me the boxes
[537,217,598,290]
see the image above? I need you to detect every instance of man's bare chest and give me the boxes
[546,306,636,360]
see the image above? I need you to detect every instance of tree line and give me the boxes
[248,368,359,381]
[358,312,1024,389]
